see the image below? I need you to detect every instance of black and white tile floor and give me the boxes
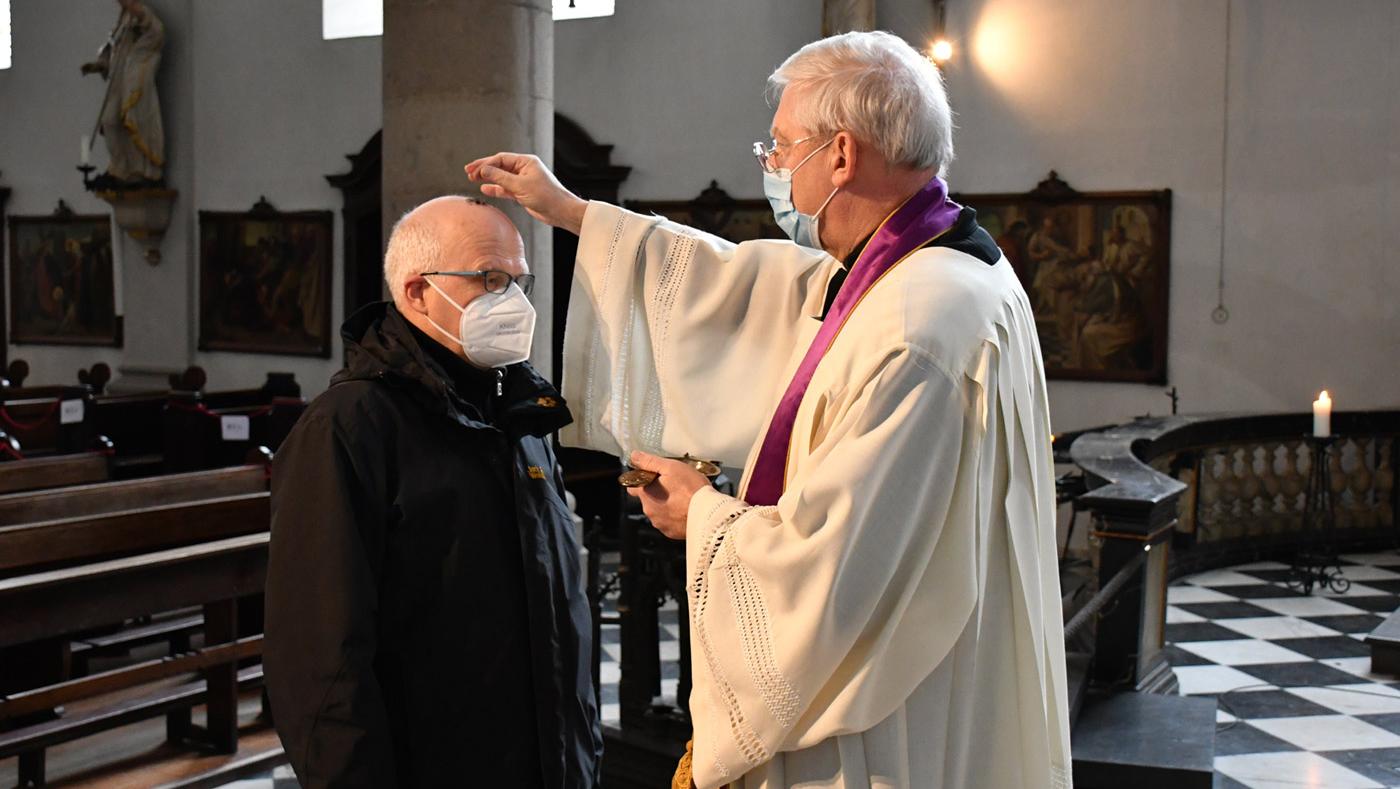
[1166,551,1400,788]
[228,550,1400,788]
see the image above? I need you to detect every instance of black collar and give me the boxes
[817,207,998,320]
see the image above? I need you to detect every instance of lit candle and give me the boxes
[1313,390,1332,438]
[81,135,91,166]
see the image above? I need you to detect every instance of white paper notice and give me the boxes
[60,399,85,425]
[220,415,251,442]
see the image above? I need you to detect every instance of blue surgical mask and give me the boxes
[763,138,839,249]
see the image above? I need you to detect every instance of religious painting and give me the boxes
[624,180,787,244]
[7,206,122,347]
[954,172,1172,384]
[198,199,333,357]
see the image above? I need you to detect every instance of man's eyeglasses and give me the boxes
[423,270,536,296]
[752,134,823,174]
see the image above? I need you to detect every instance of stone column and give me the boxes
[383,0,555,378]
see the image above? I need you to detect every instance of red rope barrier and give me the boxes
[0,400,61,432]
[166,400,277,419]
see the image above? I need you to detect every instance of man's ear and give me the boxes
[831,130,858,188]
[403,276,430,315]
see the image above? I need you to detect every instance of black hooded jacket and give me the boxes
[264,302,602,788]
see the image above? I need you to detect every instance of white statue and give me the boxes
[82,0,165,185]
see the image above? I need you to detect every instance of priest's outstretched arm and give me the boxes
[468,152,841,465]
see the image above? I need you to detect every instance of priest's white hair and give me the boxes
[768,30,955,175]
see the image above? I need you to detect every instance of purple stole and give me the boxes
[743,177,963,506]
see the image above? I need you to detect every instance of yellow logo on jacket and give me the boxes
[527,466,547,480]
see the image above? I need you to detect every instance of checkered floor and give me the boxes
[228,551,1400,788]
[597,554,680,725]
[1165,551,1400,788]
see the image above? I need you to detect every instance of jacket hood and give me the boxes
[333,301,571,438]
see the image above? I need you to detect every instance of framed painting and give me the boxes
[198,197,333,357]
[7,202,122,347]
[954,172,1172,383]
[624,180,786,244]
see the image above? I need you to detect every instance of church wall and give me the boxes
[4,1,1395,427]
[0,0,380,398]
[188,0,380,392]
[0,0,197,390]
[556,0,1400,432]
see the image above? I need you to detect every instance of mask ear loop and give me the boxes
[421,276,467,347]
[793,138,840,226]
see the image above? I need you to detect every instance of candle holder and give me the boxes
[77,164,97,191]
[1286,435,1350,595]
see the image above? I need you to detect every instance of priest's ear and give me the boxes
[830,130,859,189]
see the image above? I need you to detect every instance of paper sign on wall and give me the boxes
[220,415,251,442]
[60,399,85,425]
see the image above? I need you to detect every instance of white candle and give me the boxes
[1313,390,1332,438]
[81,135,91,166]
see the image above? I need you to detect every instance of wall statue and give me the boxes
[82,0,166,187]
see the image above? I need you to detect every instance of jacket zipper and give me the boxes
[495,368,504,397]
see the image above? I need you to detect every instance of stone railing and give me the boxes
[1069,411,1399,692]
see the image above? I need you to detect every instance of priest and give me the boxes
[469,30,1071,789]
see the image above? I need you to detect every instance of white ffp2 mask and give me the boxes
[424,278,536,369]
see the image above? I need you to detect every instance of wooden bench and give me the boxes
[0,464,270,747]
[0,385,98,459]
[163,396,305,474]
[0,534,269,786]
[0,492,269,577]
[0,464,266,527]
[0,452,111,497]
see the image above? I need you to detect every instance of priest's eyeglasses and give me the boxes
[423,270,536,296]
[753,134,823,174]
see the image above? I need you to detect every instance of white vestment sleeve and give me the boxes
[682,343,982,788]
[559,201,837,466]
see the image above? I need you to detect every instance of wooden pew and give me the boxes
[0,463,269,696]
[163,395,306,474]
[0,385,99,459]
[70,363,303,478]
[0,479,269,575]
[0,451,112,497]
[0,464,265,527]
[0,461,271,785]
[0,534,269,786]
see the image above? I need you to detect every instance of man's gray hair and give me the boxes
[382,196,486,309]
[767,31,954,175]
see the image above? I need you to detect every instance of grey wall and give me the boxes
[3,0,1396,425]
[189,0,380,390]
[0,0,378,396]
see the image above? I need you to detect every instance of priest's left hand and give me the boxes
[626,451,708,540]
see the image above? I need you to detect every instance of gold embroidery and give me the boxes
[526,466,547,480]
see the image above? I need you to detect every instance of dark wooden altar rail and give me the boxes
[0,452,110,496]
[0,534,269,785]
[0,464,266,526]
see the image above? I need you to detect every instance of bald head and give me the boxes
[384,196,525,311]
[384,196,531,364]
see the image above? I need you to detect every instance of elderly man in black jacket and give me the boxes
[265,196,602,788]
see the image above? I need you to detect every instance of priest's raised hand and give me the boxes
[465,152,588,234]
[624,450,709,540]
